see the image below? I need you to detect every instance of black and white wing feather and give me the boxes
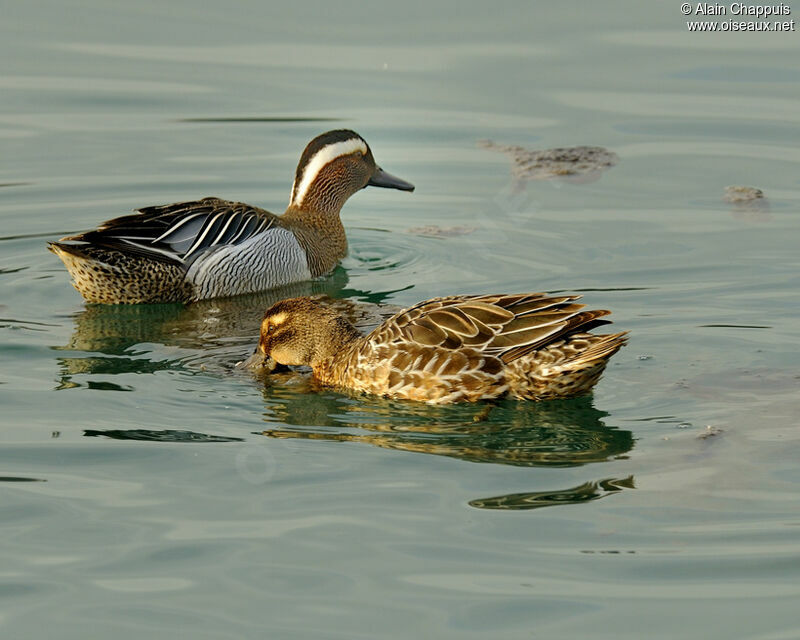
[61,197,278,264]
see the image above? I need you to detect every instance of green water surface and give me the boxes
[1,1,799,638]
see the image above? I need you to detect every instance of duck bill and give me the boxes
[239,349,278,372]
[368,168,415,192]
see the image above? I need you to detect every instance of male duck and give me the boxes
[48,130,414,304]
[245,293,627,404]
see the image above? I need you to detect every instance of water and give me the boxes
[2,1,799,637]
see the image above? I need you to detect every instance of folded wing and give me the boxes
[60,197,278,264]
[369,292,613,363]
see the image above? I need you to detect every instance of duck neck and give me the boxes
[283,205,348,276]
[310,317,362,385]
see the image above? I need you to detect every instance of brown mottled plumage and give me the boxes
[246,293,627,404]
[48,130,413,304]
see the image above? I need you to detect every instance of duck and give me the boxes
[48,130,414,304]
[244,292,627,404]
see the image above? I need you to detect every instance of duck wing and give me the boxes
[368,292,613,364]
[60,197,279,265]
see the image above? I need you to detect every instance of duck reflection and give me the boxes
[259,394,633,468]
[53,268,400,387]
[260,392,635,510]
[57,270,351,355]
[469,476,634,511]
[83,428,243,443]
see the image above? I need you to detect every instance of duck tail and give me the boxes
[48,240,90,261]
[506,331,628,400]
[558,331,628,370]
[48,241,189,304]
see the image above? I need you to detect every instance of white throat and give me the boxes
[291,138,367,207]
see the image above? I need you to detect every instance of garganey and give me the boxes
[245,293,627,404]
[48,130,414,304]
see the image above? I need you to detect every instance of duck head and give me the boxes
[243,297,362,372]
[287,130,414,216]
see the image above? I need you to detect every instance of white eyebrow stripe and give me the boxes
[292,138,367,206]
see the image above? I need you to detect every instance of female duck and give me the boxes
[246,293,627,404]
[48,130,414,304]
